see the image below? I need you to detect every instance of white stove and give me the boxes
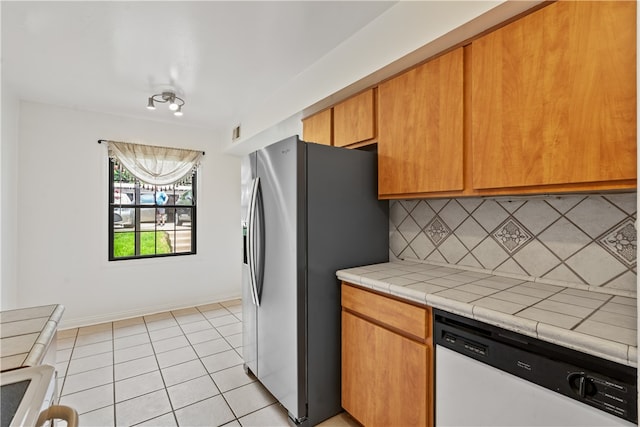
[1,365,57,427]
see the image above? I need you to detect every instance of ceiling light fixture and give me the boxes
[146,91,185,116]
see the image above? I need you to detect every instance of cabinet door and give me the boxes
[342,310,428,427]
[471,1,636,190]
[378,47,464,197]
[302,109,332,146]
[334,89,376,147]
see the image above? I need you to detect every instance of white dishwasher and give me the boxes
[434,310,637,427]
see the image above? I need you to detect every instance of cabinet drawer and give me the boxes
[341,282,428,341]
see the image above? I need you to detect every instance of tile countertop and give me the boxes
[0,304,65,371]
[337,260,637,368]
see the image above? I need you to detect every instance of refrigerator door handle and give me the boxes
[254,179,265,305]
[247,177,260,306]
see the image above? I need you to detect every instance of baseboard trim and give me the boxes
[58,293,242,330]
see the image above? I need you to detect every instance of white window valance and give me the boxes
[107,140,204,186]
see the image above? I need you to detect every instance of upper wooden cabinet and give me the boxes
[471,1,637,191]
[302,1,635,198]
[333,89,376,147]
[378,47,464,198]
[302,108,332,146]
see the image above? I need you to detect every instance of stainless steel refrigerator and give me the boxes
[241,135,388,426]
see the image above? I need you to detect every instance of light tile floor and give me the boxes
[55,299,358,427]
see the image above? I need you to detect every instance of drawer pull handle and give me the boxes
[37,405,79,427]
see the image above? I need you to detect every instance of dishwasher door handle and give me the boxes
[36,405,79,427]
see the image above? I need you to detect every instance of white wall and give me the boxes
[230,112,303,157]
[1,83,20,309]
[17,102,240,328]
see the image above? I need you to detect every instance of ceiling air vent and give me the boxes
[232,125,241,141]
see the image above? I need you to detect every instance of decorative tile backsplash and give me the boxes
[389,193,637,292]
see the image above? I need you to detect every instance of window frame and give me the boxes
[108,159,197,261]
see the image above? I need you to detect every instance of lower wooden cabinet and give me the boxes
[341,283,433,426]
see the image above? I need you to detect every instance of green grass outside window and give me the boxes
[113,231,172,257]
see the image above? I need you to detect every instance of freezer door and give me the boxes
[256,136,307,422]
[241,152,258,375]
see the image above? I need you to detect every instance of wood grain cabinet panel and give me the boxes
[341,282,427,341]
[341,283,433,427]
[471,1,636,190]
[333,89,376,147]
[302,109,333,146]
[378,47,464,198]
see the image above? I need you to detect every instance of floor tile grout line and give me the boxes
[72,365,279,425]
[142,310,180,427]
[55,327,114,419]
[58,380,115,403]
[113,316,179,406]
[196,305,243,353]
[64,356,110,370]
[130,410,175,427]
[159,305,242,424]
[113,333,240,370]
[103,361,251,408]
[235,401,285,426]
[191,303,248,424]
[216,376,242,423]
[57,328,79,401]
[72,402,114,419]
[206,300,273,423]
[111,320,117,427]
[59,300,252,426]
[72,331,146,355]
[172,305,240,425]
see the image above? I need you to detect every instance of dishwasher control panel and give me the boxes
[567,371,632,420]
[434,309,637,424]
[442,332,488,357]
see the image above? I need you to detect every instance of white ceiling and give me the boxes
[2,1,395,138]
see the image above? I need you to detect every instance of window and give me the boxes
[106,141,202,261]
